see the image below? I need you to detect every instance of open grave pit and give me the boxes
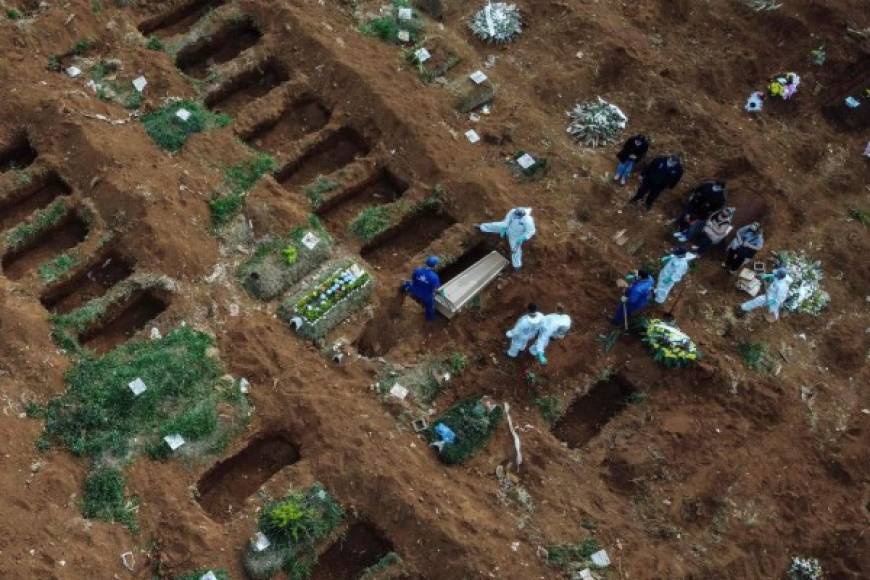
[360,207,456,273]
[243,96,332,155]
[79,289,169,354]
[138,0,228,39]
[0,135,37,174]
[40,251,134,314]
[204,59,290,116]
[277,127,370,190]
[318,168,408,233]
[552,374,637,449]
[310,521,395,580]
[1,213,87,281]
[196,431,300,522]
[0,172,72,233]
[175,17,262,80]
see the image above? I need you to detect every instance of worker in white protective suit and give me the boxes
[479,207,536,269]
[654,247,696,304]
[739,268,792,321]
[529,308,572,365]
[505,303,544,358]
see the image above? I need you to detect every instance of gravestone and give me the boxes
[449,76,495,113]
[128,378,147,396]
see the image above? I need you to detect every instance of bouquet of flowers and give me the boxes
[776,251,829,316]
[788,556,823,580]
[567,97,628,147]
[642,319,700,367]
[295,264,370,323]
[469,2,522,44]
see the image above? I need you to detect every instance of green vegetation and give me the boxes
[448,352,468,375]
[6,8,21,20]
[175,570,229,580]
[72,39,93,56]
[348,205,393,242]
[302,176,339,208]
[534,395,561,423]
[210,153,276,227]
[147,36,164,51]
[5,198,68,251]
[38,252,77,283]
[849,207,870,227]
[739,341,772,373]
[141,100,230,152]
[82,467,138,531]
[360,552,401,579]
[91,0,103,13]
[425,396,503,464]
[243,484,344,580]
[546,539,601,569]
[46,55,61,72]
[361,0,422,45]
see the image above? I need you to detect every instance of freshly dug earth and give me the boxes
[0,0,867,579]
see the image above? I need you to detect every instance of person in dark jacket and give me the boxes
[614,134,649,185]
[630,154,684,209]
[401,256,442,321]
[674,180,727,232]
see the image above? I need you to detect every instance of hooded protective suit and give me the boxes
[529,313,572,364]
[654,252,695,304]
[506,311,544,357]
[741,272,792,321]
[480,207,536,269]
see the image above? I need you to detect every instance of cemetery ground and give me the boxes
[0,0,867,579]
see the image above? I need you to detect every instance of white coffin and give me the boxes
[435,251,508,319]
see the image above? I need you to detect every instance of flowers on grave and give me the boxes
[294,264,371,324]
[767,72,800,100]
[788,556,823,580]
[567,97,628,147]
[776,251,829,316]
[641,319,700,367]
[282,244,298,266]
[469,2,523,44]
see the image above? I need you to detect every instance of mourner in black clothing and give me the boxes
[630,154,684,209]
[614,134,649,185]
[674,180,727,231]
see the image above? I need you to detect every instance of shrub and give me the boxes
[142,100,230,152]
[6,8,21,19]
[147,36,164,51]
[348,205,393,242]
[546,539,600,568]
[82,468,138,531]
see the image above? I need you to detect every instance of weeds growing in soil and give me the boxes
[38,252,77,283]
[6,8,20,20]
[739,341,772,373]
[210,153,275,227]
[360,552,402,579]
[849,207,869,226]
[534,395,562,423]
[546,539,601,569]
[448,351,468,375]
[4,198,68,251]
[360,0,422,45]
[349,205,393,242]
[142,100,230,152]
[147,36,164,51]
[302,176,339,208]
[82,467,139,531]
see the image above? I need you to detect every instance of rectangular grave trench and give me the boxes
[79,289,169,354]
[40,251,134,314]
[277,127,369,190]
[310,522,394,580]
[175,17,262,79]
[552,374,636,448]
[244,97,332,155]
[204,59,289,115]
[0,135,37,174]
[361,207,456,272]
[0,172,72,233]
[437,239,497,284]
[318,168,408,231]
[138,0,227,38]
[1,213,87,281]
[196,431,300,522]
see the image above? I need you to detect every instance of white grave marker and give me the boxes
[578,569,594,580]
[349,263,365,278]
[389,383,409,400]
[200,572,218,580]
[397,30,410,43]
[239,377,250,394]
[414,47,431,63]
[469,70,488,85]
[164,433,186,450]
[465,129,481,144]
[590,549,611,568]
[397,7,412,20]
[176,108,192,122]
[128,378,147,396]
[516,153,536,170]
[66,66,82,78]
[132,76,148,93]
[301,231,320,250]
[252,531,270,552]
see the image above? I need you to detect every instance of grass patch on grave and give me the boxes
[348,205,393,243]
[848,207,869,227]
[82,467,139,531]
[534,395,562,424]
[175,570,229,580]
[147,36,165,51]
[302,176,340,209]
[4,198,69,253]
[739,341,773,373]
[360,552,402,580]
[210,152,276,227]
[142,100,230,152]
[243,483,344,580]
[238,215,333,300]
[425,396,503,464]
[89,59,145,110]
[38,252,77,284]
[376,351,468,406]
[360,0,423,45]
[6,8,21,20]
[508,150,548,180]
[545,539,601,573]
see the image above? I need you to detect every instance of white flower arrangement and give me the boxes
[469,2,523,44]
[567,97,628,147]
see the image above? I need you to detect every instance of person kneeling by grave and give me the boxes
[723,222,764,274]
[401,256,442,322]
[529,306,572,365]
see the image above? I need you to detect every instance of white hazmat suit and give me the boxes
[654,252,695,304]
[480,207,536,269]
[741,273,792,321]
[505,311,544,358]
[530,313,572,364]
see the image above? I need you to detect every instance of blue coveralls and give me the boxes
[405,267,441,321]
[612,276,654,326]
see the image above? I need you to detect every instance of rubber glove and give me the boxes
[500,227,507,238]
[621,296,628,303]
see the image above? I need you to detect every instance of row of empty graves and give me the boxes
[0,132,172,353]
[194,431,397,579]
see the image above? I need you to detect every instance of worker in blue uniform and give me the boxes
[402,256,442,321]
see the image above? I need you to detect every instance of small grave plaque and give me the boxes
[164,433,186,450]
[389,383,409,400]
[200,572,218,580]
[176,108,192,122]
[301,231,320,250]
[590,549,611,568]
[516,153,536,169]
[469,70,488,84]
[397,30,411,43]
[66,66,82,78]
[578,569,593,580]
[414,47,431,63]
[132,76,147,92]
[465,129,481,143]
[128,377,147,396]
[412,417,429,432]
[349,263,365,278]
[252,531,270,552]
[239,377,250,394]
[397,7,413,20]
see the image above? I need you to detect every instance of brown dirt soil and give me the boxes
[0,0,868,579]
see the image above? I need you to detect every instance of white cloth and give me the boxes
[506,312,544,357]
[480,207,536,269]
[654,254,694,304]
[741,276,792,320]
[530,314,571,357]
